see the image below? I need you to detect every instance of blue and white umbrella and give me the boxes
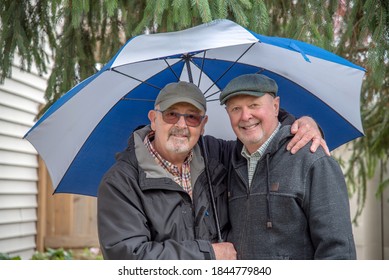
[24,19,365,196]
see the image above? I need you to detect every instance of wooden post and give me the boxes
[36,156,48,252]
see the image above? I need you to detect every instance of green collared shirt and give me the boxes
[241,122,281,187]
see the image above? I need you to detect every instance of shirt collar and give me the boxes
[241,122,281,159]
[144,130,193,172]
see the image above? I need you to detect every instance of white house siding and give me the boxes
[0,64,47,259]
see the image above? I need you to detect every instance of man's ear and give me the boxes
[200,115,208,135]
[274,97,280,116]
[148,110,156,130]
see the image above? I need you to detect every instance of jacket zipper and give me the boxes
[235,166,250,259]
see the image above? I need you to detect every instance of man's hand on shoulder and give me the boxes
[287,116,330,156]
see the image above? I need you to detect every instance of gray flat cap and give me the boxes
[220,74,278,105]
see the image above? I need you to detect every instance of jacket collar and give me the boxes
[133,125,205,187]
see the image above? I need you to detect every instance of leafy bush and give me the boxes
[31,248,73,260]
[0,252,21,260]
[0,247,102,260]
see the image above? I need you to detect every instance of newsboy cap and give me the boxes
[219,74,278,105]
[155,81,207,112]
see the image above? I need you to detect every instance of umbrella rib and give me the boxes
[196,51,207,88]
[202,43,256,97]
[163,58,181,80]
[111,69,163,90]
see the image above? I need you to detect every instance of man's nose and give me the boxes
[240,107,252,121]
[175,115,187,127]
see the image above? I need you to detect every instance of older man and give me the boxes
[220,74,356,259]
[97,80,326,260]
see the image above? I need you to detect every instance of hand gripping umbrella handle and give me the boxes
[200,135,224,243]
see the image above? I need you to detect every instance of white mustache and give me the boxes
[169,127,190,137]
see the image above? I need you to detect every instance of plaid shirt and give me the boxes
[144,131,193,197]
[241,122,281,187]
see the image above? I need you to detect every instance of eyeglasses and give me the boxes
[155,110,205,127]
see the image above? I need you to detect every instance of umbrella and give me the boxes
[24,19,365,197]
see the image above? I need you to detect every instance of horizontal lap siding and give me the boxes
[0,65,47,259]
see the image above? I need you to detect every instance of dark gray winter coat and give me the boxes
[227,125,356,259]
[97,125,232,259]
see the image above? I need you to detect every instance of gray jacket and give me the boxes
[97,125,232,259]
[227,125,356,259]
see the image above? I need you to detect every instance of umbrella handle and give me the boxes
[200,135,224,243]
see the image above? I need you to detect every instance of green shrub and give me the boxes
[1,247,102,260]
[0,252,21,260]
[31,248,73,260]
